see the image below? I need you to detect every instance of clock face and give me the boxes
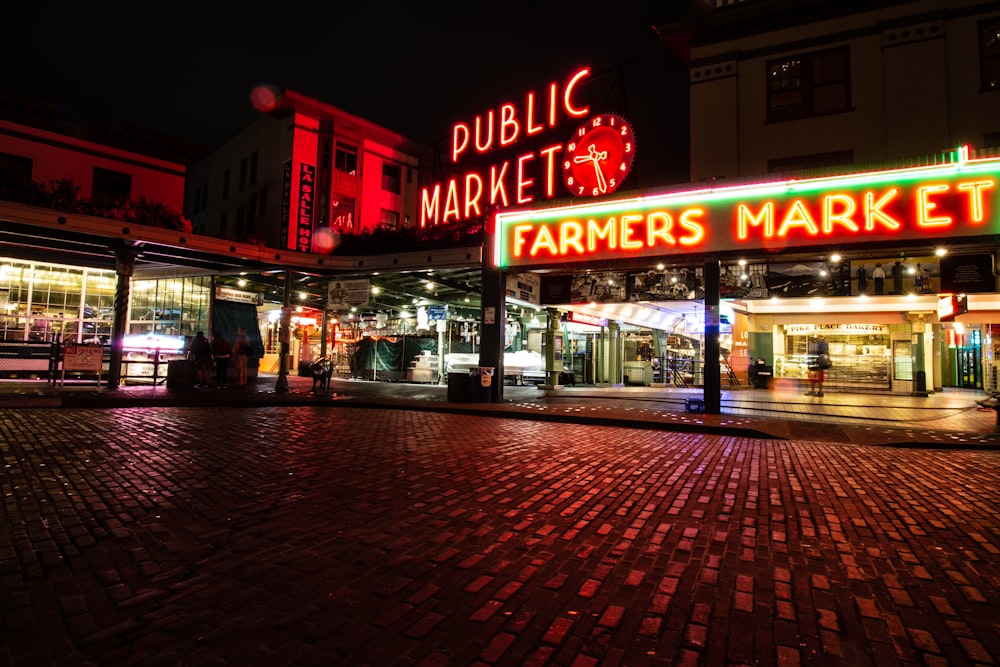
[561,114,635,197]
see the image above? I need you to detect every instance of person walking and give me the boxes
[232,327,252,387]
[211,332,231,388]
[872,263,886,294]
[187,331,213,387]
[807,335,830,397]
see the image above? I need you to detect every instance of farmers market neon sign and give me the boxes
[495,147,1000,268]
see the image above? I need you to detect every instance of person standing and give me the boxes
[891,260,904,294]
[856,265,868,294]
[232,327,252,387]
[211,332,231,388]
[187,331,212,387]
[872,263,886,294]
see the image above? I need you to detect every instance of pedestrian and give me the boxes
[187,331,212,387]
[856,265,868,294]
[211,332,231,388]
[872,262,885,294]
[891,260,904,294]
[232,327,252,387]
[807,335,830,397]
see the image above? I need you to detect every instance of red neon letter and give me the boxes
[679,209,706,246]
[564,68,591,119]
[917,184,952,228]
[443,179,461,223]
[646,211,674,247]
[452,124,469,163]
[956,179,996,222]
[539,145,561,198]
[864,189,901,230]
[559,221,585,255]
[465,173,484,219]
[526,91,544,136]
[516,154,535,205]
[490,163,510,207]
[822,194,859,233]
[737,202,775,239]
[420,185,441,227]
[777,200,819,237]
[474,112,494,153]
[620,214,644,250]
[499,104,519,147]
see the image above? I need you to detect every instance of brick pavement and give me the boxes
[1,406,998,666]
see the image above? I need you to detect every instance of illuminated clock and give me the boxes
[562,113,635,197]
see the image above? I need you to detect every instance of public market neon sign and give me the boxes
[420,67,592,227]
[495,148,1000,268]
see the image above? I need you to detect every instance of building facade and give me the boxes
[184,89,429,252]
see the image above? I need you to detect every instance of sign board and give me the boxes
[216,286,259,304]
[63,344,103,372]
[496,148,1000,268]
[328,279,370,309]
[427,305,448,321]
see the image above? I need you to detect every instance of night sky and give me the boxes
[3,2,692,184]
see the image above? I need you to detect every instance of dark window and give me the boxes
[239,157,248,191]
[335,142,358,175]
[321,142,332,169]
[381,163,401,194]
[249,151,258,186]
[222,169,231,199]
[981,17,1000,91]
[92,167,132,204]
[768,149,854,175]
[0,152,33,191]
[258,185,267,214]
[379,208,399,229]
[767,46,850,122]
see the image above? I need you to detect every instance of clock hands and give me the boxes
[573,143,609,193]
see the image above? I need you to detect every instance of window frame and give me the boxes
[766,46,851,123]
[381,163,401,194]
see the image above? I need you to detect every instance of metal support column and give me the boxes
[480,209,504,402]
[107,242,142,390]
[703,258,722,413]
[275,270,292,392]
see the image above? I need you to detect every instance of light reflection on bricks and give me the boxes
[0,406,997,665]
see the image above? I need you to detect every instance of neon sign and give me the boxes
[421,67,593,227]
[495,148,1000,268]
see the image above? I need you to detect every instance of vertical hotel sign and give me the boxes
[279,160,292,249]
[296,163,316,253]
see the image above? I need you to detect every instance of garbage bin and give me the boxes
[468,367,494,403]
[166,359,195,389]
[447,372,468,402]
[755,366,773,389]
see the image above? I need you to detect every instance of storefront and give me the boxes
[489,147,1000,403]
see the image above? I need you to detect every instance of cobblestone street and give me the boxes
[1,406,998,666]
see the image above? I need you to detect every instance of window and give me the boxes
[92,167,132,204]
[379,208,399,229]
[222,169,231,199]
[767,46,850,122]
[249,151,258,186]
[381,163,401,194]
[335,142,358,175]
[767,149,854,174]
[981,18,1000,91]
[239,157,248,191]
[0,152,33,191]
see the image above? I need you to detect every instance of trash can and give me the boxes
[754,365,773,389]
[468,367,494,403]
[166,359,195,389]
[447,372,468,402]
